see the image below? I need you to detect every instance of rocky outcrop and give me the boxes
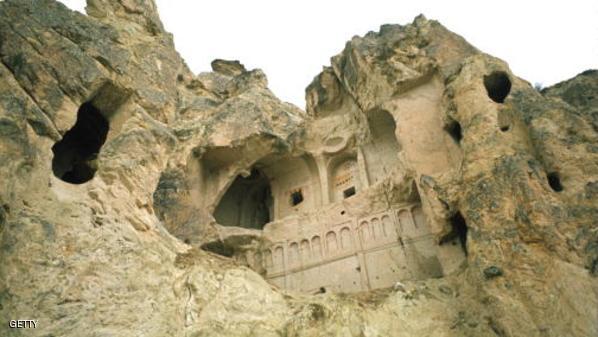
[0,1,596,336]
[542,69,598,132]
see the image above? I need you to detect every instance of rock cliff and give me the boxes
[0,1,596,336]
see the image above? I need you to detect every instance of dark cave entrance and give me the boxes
[547,172,563,192]
[51,102,109,184]
[484,71,512,103]
[445,119,463,144]
[450,212,468,254]
[214,168,273,230]
[440,211,468,255]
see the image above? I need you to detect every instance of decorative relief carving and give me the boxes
[300,239,311,260]
[273,246,284,271]
[260,203,440,292]
[326,231,338,254]
[265,249,273,268]
[359,221,370,243]
[340,227,352,250]
[312,236,322,259]
[289,242,299,266]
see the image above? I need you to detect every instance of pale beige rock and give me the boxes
[0,1,597,337]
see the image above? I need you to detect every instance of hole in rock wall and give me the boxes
[547,172,563,192]
[497,103,513,132]
[484,71,511,103]
[52,102,109,184]
[214,169,273,229]
[343,186,356,199]
[290,190,304,206]
[445,119,462,144]
[442,212,468,255]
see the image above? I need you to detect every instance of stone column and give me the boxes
[357,147,370,188]
[353,219,372,291]
[315,155,330,205]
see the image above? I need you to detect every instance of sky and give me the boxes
[59,0,598,108]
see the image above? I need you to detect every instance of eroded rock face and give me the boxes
[1,1,596,336]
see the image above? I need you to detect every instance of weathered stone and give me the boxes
[1,1,597,337]
[211,59,247,76]
[483,266,504,279]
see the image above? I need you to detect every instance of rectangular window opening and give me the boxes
[343,186,356,199]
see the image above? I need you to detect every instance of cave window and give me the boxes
[547,172,563,192]
[484,71,511,103]
[214,168,273,230]
[343,186,356,199]
[445,119,462,144]
[51,102,109,184]
[290,189,304,206]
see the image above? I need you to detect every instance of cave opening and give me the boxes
[214,168,273,230]
[445,119,463,144]
[547,172,563,192]
[484,71,511,103]
[51,102,109,184]
[440,211,468,255]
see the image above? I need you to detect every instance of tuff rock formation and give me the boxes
[1,1,597,336]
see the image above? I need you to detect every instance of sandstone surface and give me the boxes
[0,1,597,337]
